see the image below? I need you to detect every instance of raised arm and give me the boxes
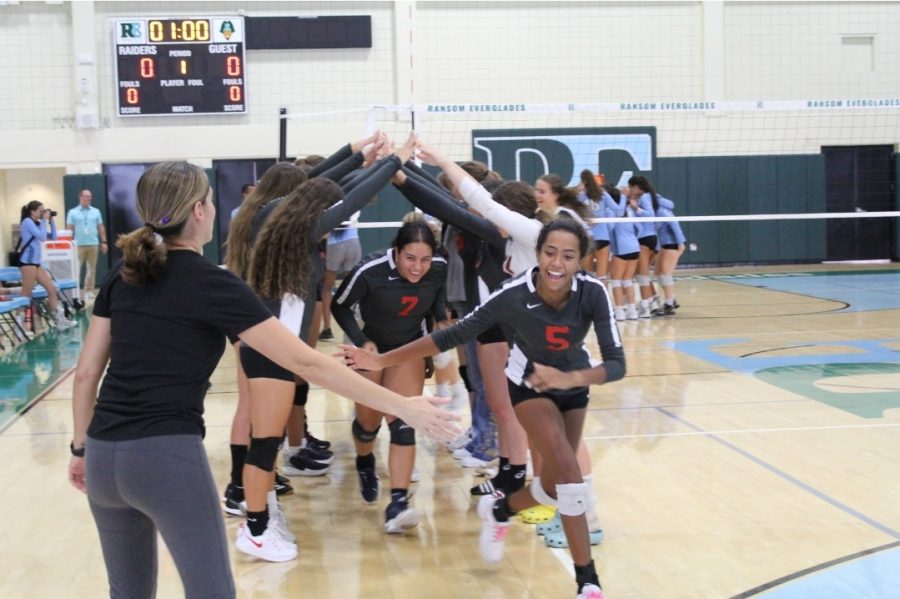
[313,135,415,238]
[417,141,541,247]
[396,167,505,248]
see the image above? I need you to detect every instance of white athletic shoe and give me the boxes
[452,447,472,460]
[625,304,639,320]
[460,454,491,469]
[267,492,296,545]
[449,381,469,411]
[384,509,420,534]
[54,315,77,330]
[477,494,511,563]
[637,302,652,318]
[613,306,626,321]
[447,428,474,452]
[577,583,605,598]
[235,523,297,562]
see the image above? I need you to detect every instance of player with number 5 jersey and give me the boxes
[339,219,625,598]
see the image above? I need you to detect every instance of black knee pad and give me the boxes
[293,383,309,407]
[388,419,416,446]
[458,365,472,392]
[352,419,380,443]
[245,437,282,472]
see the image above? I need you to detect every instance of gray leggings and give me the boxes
[86,435,235,599]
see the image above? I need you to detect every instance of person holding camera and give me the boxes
[17,200,76,330]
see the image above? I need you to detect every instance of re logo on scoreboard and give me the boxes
[117,22,147,44]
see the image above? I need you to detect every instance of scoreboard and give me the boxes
[114,17,247,117]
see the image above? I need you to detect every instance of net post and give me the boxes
[278,106,288,162]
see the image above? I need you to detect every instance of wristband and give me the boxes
[70,441,86,457]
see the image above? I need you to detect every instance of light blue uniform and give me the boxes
[18,217,57,265]
[635,192,657,239]
[655,195,686,246]
[610,196,641,256]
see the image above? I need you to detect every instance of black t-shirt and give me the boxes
[88,251,272,441]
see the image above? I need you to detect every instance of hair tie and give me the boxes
[144,222,158,232]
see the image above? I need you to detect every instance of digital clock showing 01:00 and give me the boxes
[147,19,212,42]
[114,16,246,117]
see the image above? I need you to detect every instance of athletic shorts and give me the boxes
[615,251,639,261]
[507,379,589,412]
[240,344,293,382]
[476,324,506,345]
[592,239,610,251]
[325,238,362,273]
[638,235,658,250]
[19,262,41,268]
[661,243,681,251]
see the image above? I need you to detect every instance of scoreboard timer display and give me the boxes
[114,17,247,116]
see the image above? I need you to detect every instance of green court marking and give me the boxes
[0,312,88,432]
[754,363,900,418]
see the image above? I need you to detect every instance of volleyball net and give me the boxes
[279,99,900,264]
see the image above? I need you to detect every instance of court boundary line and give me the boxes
[582,421,900,441]
[729,540,900,598]
[654,407,900,539]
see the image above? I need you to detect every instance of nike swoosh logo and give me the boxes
[526,303,541,309]
[248,537,263,548]
[399,425,411,430]
[388,276,400,280]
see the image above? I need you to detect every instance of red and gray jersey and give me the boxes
[432,267,625,390]
[332,249,448,350]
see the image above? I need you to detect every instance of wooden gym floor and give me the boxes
[1,263,898,598]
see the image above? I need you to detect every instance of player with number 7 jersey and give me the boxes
[332,245,447,354]
[330,220,448,534]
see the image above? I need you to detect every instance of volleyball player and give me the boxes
[222,136,387,515]
[68,161,460,598]
[236,140,412,558]
[393,165,532,495]
[222,162,308,515]
[411,144,608,537]
[331,220,448,533]
[628,175,661,317]
[339,219,624,599]
[609,185,641,320]
[577,169,611,280]
[652,194,686,315]
[535,173,594,233]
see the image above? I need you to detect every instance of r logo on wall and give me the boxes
[472,127,656,187]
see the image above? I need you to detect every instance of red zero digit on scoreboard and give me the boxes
[114,17,247,116]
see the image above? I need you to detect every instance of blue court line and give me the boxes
[655,407,900,540]
[750,544,900,598]
[727,273,900,313]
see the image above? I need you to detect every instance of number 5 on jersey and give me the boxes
[545,325,570,350]
[398,296,419,317]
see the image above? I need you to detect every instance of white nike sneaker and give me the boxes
[577,583,605,598]
[235,523,297,562]
[476,494,511,563]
